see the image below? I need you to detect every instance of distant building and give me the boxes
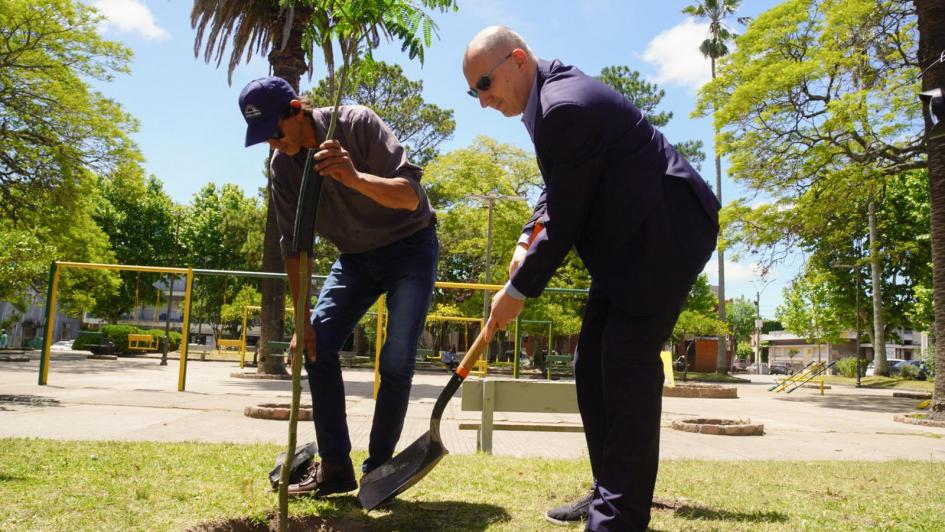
[761,328,928,370]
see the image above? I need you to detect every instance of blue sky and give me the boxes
[87,0,796,317]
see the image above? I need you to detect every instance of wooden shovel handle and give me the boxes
[456,327,490,379]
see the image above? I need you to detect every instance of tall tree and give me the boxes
[0,0,140,315]
[684,0,744,373]
[94,164,179,322]
[915,0,945,420]
[597,66,705,170]
[306,60,454,166]
[777,271,845,363]
[699,0,924,375]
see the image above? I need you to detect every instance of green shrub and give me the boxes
[898,363,919,380]
[101,324,138,354]
[736,342,753,359]
[72,330,102,351]
[142,329,182,352]
[922,347,936,377]
[835,357,859,378]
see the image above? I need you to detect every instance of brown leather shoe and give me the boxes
[287,460,357,498]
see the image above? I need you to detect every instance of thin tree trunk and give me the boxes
[711,54,728,374]
[868,200,887,376]
[916,0,945,420]
[259,199,287,375]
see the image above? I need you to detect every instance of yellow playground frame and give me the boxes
[38,264,589,394]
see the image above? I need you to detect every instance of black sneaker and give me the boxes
[287,460,357,498]
[544,489,594,525]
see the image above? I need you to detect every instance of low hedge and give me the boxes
[75,327,183,354]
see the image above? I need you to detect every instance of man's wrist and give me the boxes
[504,280,527,301]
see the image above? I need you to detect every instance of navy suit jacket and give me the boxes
[511,59,720,310]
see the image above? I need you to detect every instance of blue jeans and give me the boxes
[304,225,438,472]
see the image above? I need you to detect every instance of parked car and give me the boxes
[732,358,749,372]
[864,358,905,376]
[769,363,791,375]
[50,340,74,351]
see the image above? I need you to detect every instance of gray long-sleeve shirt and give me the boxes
[269,105,434,256]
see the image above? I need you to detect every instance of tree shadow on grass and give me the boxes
[673,504,788,524]
[187,497,508,532]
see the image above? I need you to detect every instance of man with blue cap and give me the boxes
[239,76,438,498]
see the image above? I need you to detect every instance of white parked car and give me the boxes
[864,358,905,376]
[50,340,75,351]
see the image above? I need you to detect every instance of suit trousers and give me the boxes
[577,176,717,532]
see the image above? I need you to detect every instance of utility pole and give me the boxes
[161,211,182,366]
[469,193,527,363]
[754,291,763,375]
[468,193,527,322]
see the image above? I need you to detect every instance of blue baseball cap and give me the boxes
[238,76,298,147]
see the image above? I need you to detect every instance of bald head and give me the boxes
[463,26,538,117]
[464,25,535,69]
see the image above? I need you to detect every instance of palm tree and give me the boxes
[915,0,945,420]
[683,0,744,374]
[191,1,317,375]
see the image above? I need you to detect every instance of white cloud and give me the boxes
[642,18,713,91]
[703,260,768,283]
[93,0,169,41]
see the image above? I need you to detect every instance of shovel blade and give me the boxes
[357,430,448,510]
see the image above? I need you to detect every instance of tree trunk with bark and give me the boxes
[868,201,887,376]
[916,0,945,420]
[257,6,313,375]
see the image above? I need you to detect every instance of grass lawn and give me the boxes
[821,375,934,393]
[3,439,944,531]
[674,371,751,384]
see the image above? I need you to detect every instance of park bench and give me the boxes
[545,354,573,379]
[217,338,243,351]
[127,333,158,351]
[76,330,114,356]
[460,378,582,454]
[469,359,488,378]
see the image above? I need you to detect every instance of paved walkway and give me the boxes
[1,351,943,461]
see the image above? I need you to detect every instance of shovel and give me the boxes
[358,327,490,510]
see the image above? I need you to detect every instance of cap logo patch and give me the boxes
[243,104,262,119]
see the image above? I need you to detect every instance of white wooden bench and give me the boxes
[460,378,582,454]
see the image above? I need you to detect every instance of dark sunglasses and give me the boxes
[467,51,513,98]
[269,104,298,140]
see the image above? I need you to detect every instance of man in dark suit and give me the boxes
[464,26,720,531]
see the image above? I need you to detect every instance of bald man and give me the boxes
[464,27,719,531]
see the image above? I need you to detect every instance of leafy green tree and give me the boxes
[424,137,589,334]
[93,163,179,322]
[683,273,718,315]
[0,0,142,314]
[0,0,136,217]
[776,271,844,363]
[699,0,923,375]
[726,296,757,352]
[597,66,705,170]
[179,183,263,340]
[306,60,455,166]
[684,0,745,373]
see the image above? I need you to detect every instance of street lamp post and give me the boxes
[161,211,182,366]
[469,193,527,363]
[468,193,527,322]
